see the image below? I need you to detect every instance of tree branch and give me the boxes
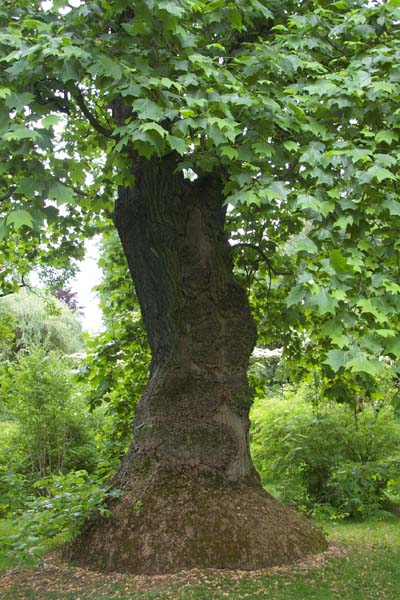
[232,242,292,276]
[70,86,113,137]
[0,275,31,298]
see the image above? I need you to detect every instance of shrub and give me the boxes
[327,459,400,517]
[1,348,98,479]
[0,470,122,567]
[250,385,400,518]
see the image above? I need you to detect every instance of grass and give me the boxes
[1,514,399,599]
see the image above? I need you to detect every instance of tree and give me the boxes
[0,288,83,354]
[1,0,399,573]
[1,347,98,478]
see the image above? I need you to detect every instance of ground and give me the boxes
[1,516,399,599]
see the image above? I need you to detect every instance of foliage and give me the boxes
[77,231,150,473]
[0,310,16,365]
[0,1,399,378]
[0,470,122,568]
[0,348,98,482]
[328,459,400,518]
[251,383,400,517]
[0,288,83,355]
[0,288,97,518]
[0,466,27,517]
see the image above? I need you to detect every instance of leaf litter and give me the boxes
[0,543,347,599]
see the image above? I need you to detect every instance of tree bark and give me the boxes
[66,155,327,573]
[113,155,257,484]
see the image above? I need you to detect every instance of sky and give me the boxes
[71,238,104,334]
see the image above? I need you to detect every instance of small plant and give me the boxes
[133,499,143,512]
[327,459,400,518]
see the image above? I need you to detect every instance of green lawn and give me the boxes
[0,515,399,599]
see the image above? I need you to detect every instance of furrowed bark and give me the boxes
[113,156,257,484]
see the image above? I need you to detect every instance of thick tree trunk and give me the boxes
[66,155,327,573]
[113,156,258,484]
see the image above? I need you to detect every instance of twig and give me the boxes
[70,86,113,137]
[232,242,292,276]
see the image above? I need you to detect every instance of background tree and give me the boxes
[0,290,98,517]
[1,0,399,574]
[0,289,83,354]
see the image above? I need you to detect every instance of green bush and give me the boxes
[327,459,400,517]
[0,349,101,516]
[251,385,400,518]
[0,289,83,355]
[1,348,98,479]
[0,470,122,567]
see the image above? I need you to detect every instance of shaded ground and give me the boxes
[0,544,346,599]
[1,514,400,599]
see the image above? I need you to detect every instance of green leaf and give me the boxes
[250,0,273,18]
[48,182,76,205]
[285,285,306,307]
[346,354,382,376]
[139,123,168,138]
[92,55,123,80]
[132,99,164,121]
[220,146,239,160]
[376,329,396,338]
[375,130,397,145]
[16,177,44,197]
[366,165,396,183]
[324,349,349,373]
[299,143,324,165]
[268,181,289,201]
[383,198,400,216]
[5,92,34,113]
[59,61,80,83]
[0,219,9,241]
[252,142,274,157]
[168,135,187,155]
[293,237,319,255]
[356,299,387,323]
[158,1,186,17]
[3,125,41,142]
[283,141,298,152]
[329,249,353,274]
[305,287,337,315]
[41,115,63,129]
[6,209,33,230]
[385,337,400,358]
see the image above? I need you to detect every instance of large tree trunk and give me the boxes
[66,155,326,573]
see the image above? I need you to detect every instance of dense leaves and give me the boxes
[0,1,399,373]
[251,381,400,518]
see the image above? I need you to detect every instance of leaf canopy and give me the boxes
[1,0,400,375]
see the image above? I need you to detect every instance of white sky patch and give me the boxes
[71,238,104,334]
